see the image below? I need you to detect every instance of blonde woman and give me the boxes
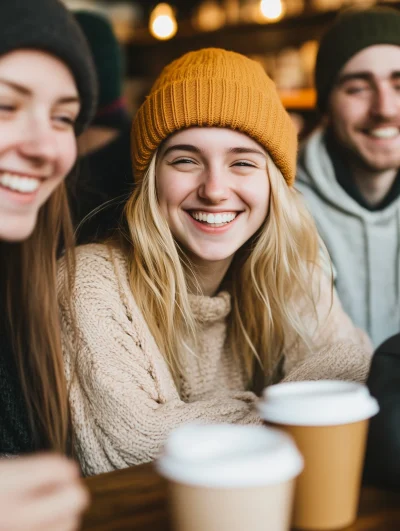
[59,49,372,477]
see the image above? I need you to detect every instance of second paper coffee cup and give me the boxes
[156,423,303,531]
[258,380,379,530]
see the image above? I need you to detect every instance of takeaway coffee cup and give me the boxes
[258,380,379,530]
[156,423,303,531]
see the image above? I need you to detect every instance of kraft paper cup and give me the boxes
[156,423,303,531]
[258,380,379,530]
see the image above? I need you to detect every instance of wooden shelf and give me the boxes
[279,88,316,110]
[119,2,400,111]
[124,10,338,77]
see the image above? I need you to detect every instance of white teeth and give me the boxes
[191,211,238,225]
[369,127,399,139]
[0,172,40,193]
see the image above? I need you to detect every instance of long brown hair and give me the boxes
[0,181,75,453]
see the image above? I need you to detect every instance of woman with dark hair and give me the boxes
[0,0,97,528]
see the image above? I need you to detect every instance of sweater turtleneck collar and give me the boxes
[188,291,231,323]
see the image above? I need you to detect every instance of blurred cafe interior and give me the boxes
[63,0,398,139]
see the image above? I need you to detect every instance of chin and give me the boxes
[362,159,400,173]
[0,215,37,242]
[190,249,237,263]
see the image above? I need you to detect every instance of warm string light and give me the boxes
[194,0,225,32]
[149,3,177,40]
[259,0,285,21]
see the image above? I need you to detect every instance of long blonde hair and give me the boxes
[119,150,324,389]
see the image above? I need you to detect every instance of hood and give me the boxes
[296,128,400,220]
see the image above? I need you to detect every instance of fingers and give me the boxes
[0,454,89,531]
[0,481,88,531]
[0,454,80,495]
[24,481,89,529]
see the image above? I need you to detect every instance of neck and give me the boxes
[349,163,397,207]
[187,257,232,297]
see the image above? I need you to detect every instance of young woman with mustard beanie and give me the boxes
[59,48,373,476]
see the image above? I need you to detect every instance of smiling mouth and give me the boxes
[189,211,240,228]
[0,171,41,194]
[365,126,400,139]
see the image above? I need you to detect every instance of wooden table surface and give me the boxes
[82,463,400,531]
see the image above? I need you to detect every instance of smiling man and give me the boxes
[296,7,400,347]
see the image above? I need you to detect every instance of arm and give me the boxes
[282,268,373,383]
[59,246,260,476]
[363,333,400,488]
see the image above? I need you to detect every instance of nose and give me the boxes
[18,118,58,167]
[371,84,399,120]
[198,166,230,204]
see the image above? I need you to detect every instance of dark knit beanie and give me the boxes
[0,0,97,134]
[74,10,124,113]
[316,7,400,113]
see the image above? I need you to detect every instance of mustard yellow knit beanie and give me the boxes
[132,48,297,186]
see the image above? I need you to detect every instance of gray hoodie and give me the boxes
[296,129,400,347]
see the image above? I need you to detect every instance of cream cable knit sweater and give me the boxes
[58,244,372,476]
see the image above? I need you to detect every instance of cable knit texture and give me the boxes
[58,244,373,476]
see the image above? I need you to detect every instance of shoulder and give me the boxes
[74,243,125,272]
[298,128,325,158]
[62,243,127,280]
[296,129,328,188]
[58,243,130,305]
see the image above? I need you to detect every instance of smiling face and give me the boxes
[155,127,270,269]
[0,49,80,241]
[328,44,400,175]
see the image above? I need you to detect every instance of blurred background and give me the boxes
[63,0,399,138]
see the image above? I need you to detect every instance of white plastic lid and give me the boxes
[258,380,379,426]
[156,423,303,488]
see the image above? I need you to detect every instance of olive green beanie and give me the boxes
[74,10,124,112]
[315,7,400,113]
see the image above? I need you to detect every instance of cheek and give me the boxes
[37,137,77,209]
[0,122,22,153]
[330,98,365,132]
[156,174,192,211]
[58,135,77,176]
[37,175,63,210]
[244,179,270,217]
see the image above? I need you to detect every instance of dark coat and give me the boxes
[364,333,400,488]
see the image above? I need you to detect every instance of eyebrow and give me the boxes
[0,78,80,104]
[337,71,400,85]
[228,146,266,157]
[162,144,266,158]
